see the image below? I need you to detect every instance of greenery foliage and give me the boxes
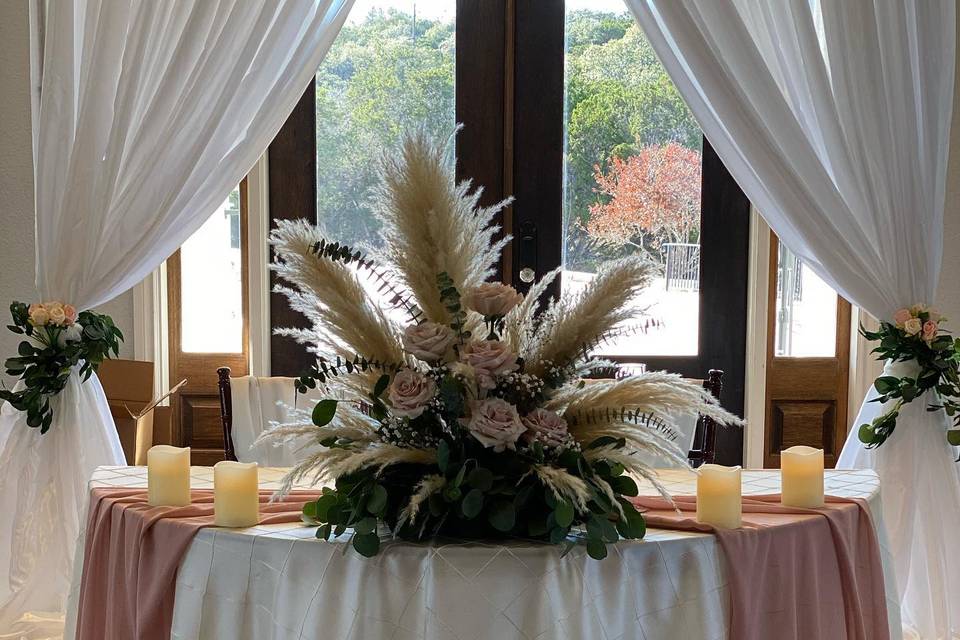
[1,302,122,433]
[857,307,960,455]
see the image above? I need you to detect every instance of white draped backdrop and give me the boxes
[626,0,959,637]
[0,0,354,632]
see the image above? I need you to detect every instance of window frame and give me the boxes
[266,0,751,461]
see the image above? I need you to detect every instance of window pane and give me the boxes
[180,188,243,353]
[561,4,702,356]
[315,1,455,251]
[774,243,838,357]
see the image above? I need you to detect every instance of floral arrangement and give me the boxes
[263,131,740,559]
[858,304,960,452]
[1,301,123,433]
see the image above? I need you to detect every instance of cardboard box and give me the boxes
[97,358,185,465]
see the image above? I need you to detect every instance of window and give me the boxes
[268,1,752,458]
[562,5,703,357]
[773,242,838,357]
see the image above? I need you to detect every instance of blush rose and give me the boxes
[459,340,518,388]
[464,283,523,317]
[462,398,525,452]
[387,369,435,419]
[521,408,569,448]
[402,322,455,362]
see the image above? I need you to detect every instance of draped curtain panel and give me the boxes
[626,1,958,637]
[0,0,353,631]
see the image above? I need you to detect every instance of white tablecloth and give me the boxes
[64,467,901,640]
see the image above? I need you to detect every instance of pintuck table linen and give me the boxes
[64,467,900,640]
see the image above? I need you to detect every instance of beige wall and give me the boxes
[0,0,134,389]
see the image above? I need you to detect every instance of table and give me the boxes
[64,467,901,640]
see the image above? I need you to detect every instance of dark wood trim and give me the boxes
[456,0,509,281]
[268,81,317,376]
[217,366,237,462]
[511,0,564,300]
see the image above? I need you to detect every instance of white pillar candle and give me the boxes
[781,445,824,508]
[214,461,259,528]
[147,445,191,507]
[696,464,742,529]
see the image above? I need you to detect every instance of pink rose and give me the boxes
[903,318,922,336]
[922,320,938,342]
[387,369,435,419]
[521,408,569,448]
[893,308,911,327]
[459,340,519,389]
[464,283,524,317]
[402,322,455,362]
[461,398,525,452]
[63,304,78,326]
[46,303,66,326]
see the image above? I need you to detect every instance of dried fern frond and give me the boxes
[531,464,591,511]
[503,267,560,352]
[396,474,447,530]
[574,423,690,469]
[523,256,658,375]
[271,219,405,366]
[256,402,381,452]
[368,129,511,323]
[547,373,743,427]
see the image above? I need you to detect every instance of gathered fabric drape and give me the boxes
[625,0,958,637]
[0,0,353,632]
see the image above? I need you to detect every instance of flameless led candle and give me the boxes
[214,461,259,528]
[147,445,191,507]
[781,445,824,508]
[696,464,742,529]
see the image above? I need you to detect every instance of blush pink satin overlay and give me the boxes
[630,494,889,640]
[75,488,322,640]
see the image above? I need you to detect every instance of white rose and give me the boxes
[904,317,923,336]
[387,369,435,419]
[461,398,525,452]
[402,322,455,362]
[464,283,524,317]
[29,308,50,327]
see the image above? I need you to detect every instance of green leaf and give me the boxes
[488,499,516,532]
[352,532,380,557]
[354,517,378,535]
[373,374,390,399]
[437,440,450,473]
[608,475,639,497]
[554,500,574,528]
[302,501,318,519]
[17,341,32,356]
[549,526,568,544]
[874,376,900,394]
[316,523,332,540]
[858,423,875,444]
[367,484,388,515]
[466,467,493,491]
[948,430,960,447]
[461,489,484,519]
[586,538,608,560]
[312,399,338,427]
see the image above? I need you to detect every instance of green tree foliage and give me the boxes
[315,9,455,248]
[564,11,702,271]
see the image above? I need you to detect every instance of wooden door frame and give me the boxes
[763,232,850,467]
[167,180,250,461]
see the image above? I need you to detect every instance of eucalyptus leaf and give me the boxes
[312,399,338,427]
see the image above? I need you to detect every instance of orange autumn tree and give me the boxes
[587,141,701,252]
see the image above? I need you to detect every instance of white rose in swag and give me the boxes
[387,369,435,419]
[464,283,523,317]
[904,317,923,336]
[459,340,518,389]
[402,322,455,362]
[521,408,569,448]
[462,398,525,452]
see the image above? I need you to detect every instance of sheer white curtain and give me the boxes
[0,0,353,632]
[625,0,957,637]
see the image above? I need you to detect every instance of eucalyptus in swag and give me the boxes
[1,301,123,433]
[262,130,741,559]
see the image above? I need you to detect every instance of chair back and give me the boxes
[218,367,323,465]
[687,369,724,467]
